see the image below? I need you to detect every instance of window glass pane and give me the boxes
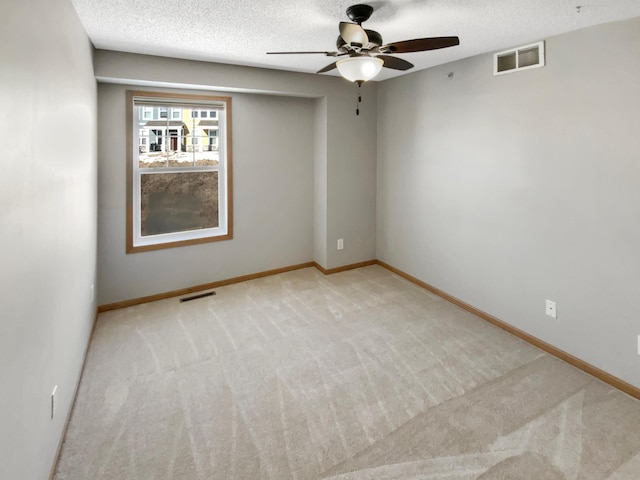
[195,151,218,167]
[128,91,232,252]
[140,171,219,237]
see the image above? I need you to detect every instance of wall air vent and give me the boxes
[494,41,545,76]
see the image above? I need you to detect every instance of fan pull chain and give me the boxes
[356,81,362,116]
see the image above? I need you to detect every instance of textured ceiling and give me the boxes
[70,0,640,81]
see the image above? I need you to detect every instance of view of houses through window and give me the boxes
[137,106,219,165]
[127,92,232,252]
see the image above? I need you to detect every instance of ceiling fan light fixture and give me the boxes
[336,56,383,82]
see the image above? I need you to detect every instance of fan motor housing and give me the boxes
[337,30,382,52]
[346,4,374,24]
[365,29,382,47]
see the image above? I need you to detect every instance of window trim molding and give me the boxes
[125,90,233,253]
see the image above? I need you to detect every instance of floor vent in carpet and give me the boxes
[180,291,216,303]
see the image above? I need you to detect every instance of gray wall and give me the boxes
[98,85,315,303]
[95,52,377,304]
[376,17,640,389]
[0,0,97,478]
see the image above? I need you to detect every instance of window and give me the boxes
[200,111,208,118]
[127,90,233,252]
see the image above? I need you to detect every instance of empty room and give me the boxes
[2,0,640,479]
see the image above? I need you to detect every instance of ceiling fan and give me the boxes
[267,3,460,83]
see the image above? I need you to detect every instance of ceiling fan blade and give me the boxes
[339,22,369,46]
[317,62,338,74]
[376,55,414,71]
[382,36,460,54]
[267,51,339,56]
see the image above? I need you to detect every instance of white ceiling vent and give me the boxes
[494,41,545,76]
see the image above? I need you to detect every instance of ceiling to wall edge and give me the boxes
[95,76,323,99]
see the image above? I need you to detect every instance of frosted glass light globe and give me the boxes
[336,56,384,83]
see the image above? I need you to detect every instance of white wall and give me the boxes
[0,0,97,478]
[94,52,378,304]
[376,17,640,389]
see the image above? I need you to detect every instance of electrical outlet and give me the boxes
[337,238,344,250]
[51,385,58,420]
[90,284,95,302]
[545,299,557,318]
[637,335,640,356]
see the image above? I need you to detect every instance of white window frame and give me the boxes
[126,90,233,253]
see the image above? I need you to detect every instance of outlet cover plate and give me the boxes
[545,299,557,319]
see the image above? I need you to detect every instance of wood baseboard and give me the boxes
[49,308,99,479]
[98,262,316,312]
[314,260,377,275]
[376,260,640,401]
[98,260,379,313]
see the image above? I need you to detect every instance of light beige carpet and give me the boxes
[55,266,640,479]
